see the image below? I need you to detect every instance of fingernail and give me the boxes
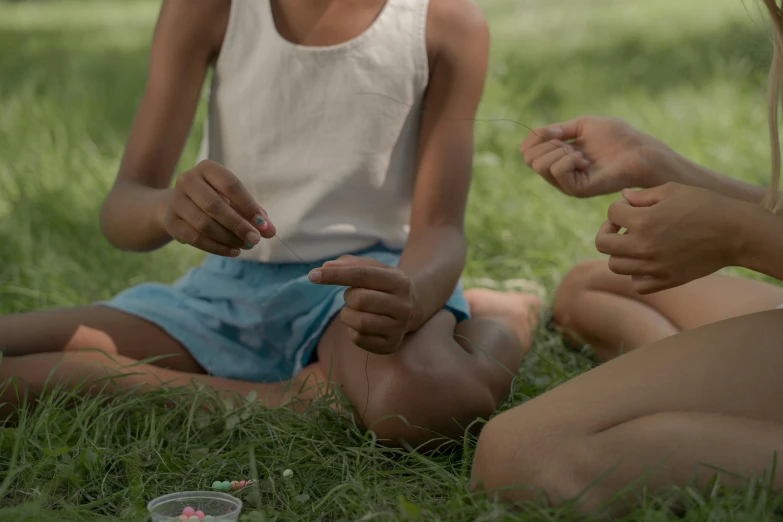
[244,242,253,250]
[230,249,241,257]
[254,215,269,232]
[549,127,563,137]
[246,230,261,245]
[308,270,321,283]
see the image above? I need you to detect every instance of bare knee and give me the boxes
[472,409,595,510]
[64,325,119,355]
[553,260,606,324]
[358,317,518,447]
[360,354,498,448]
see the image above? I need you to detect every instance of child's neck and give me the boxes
[271,0,388,47]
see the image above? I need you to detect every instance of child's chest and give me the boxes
[272,0,388,46]
[270,0,436,67]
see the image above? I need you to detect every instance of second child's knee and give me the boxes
[553,259,607,330]
[472,407,596,510]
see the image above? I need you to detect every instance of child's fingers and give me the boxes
[519,126,564,153]
[322,256,391,269]
[177,196,247,249]
[343,288,409,318]
[251,210,276,239]
[339,307,398,337]
[180,175,262,247]
[607,257,659,277]
[521,140,567,166]
[344,328,394,355]
[519,117,587,154]
[167,216,241,258]
[199,160,260,219]
[309,266,403,293]
[550,153,590,178]
[530,146,581,174]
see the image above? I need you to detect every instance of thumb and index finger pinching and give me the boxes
[201,160,277,240]
[520,118,582,153]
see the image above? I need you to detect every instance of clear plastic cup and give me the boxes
[148,491,243,521]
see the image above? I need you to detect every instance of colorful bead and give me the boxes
[283,469,293,478]
[230,480,239,491]
[178,516,189,521]
[212,480,232,492]
[195,510,205,520]
[182,507,196,517]
[189,517,200,521]
[239,480,247,488]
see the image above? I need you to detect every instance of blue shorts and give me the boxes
[102,245,470,383]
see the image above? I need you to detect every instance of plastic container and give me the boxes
[148,491,243,521]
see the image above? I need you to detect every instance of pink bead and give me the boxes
[239,480,247,487]
[182,507,196,517]
[195,510,205,520]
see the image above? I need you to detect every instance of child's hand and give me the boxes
[595,183,744,294]
[162,160,275,256]
[520,116,672,198]
[308,256,417,355]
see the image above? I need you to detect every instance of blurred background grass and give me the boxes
[0,0,781,520]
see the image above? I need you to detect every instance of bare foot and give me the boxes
[465,289,544,349]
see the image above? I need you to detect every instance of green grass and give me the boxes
[0,0,782,520]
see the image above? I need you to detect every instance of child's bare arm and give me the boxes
[99,0,271,254]
[398,0,490,330]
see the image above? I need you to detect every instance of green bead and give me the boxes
[211,480,223,490]
[220,480,231,491]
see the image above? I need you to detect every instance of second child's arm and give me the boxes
[100,0,273,255]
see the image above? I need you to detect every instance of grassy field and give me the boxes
[1,0,782,520]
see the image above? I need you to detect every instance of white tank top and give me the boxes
[196,0,431,263]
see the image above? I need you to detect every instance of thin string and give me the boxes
[275,236,306,262]
[354,91,586,162]
[362,351,370,421]
[272,92,580,264]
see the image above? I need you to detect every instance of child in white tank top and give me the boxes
[1,0,540,447]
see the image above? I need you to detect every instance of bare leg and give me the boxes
[0,307,328,416]
[0,350,326,418]
[552,259,783,360]
[316,300,541,448]
[0,306,203,373]
[472,309,783,512]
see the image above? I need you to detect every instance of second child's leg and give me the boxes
[552,259,783,360]
[0,349,326,418]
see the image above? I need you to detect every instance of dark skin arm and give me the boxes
[100,0,274,255]
[309,0,490,353]
[398,0,490,330]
